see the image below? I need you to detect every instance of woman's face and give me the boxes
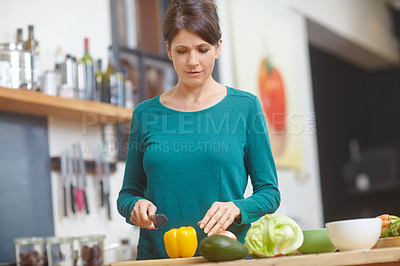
[166,29,222,88]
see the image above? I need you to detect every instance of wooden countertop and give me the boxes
[110,247,400,266]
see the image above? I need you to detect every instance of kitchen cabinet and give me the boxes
[0,86,132,123]
[110,247,400,266]
[0,111,53,262]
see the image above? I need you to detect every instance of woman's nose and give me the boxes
[187,51,199,66]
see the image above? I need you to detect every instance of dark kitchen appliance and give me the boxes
[343,143,400,195]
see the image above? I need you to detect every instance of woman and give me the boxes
[117,0,280,260]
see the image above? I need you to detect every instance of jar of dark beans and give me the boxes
[46,237,74,266]
[14,237,45,266]
[78,235,105,266]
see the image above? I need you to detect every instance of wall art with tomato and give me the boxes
[228,0,303,169]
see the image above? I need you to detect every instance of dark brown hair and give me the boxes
[162,0,221,46]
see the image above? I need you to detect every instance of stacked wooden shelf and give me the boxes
[0,86,132,124]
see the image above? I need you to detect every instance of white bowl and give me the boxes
[325,218,381,251]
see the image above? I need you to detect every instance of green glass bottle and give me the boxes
[81,37,95,100]
[102,47,114,103]
[95,59,104,102]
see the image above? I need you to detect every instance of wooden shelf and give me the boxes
[0,86,132,124]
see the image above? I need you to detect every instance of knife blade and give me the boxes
[149,214,168,229]
[67,149,76,214]
[103,151,112,220]
[95,152,104,207]
[60,151,68,217]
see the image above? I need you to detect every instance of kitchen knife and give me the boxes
[72,143,84,212]
[76,142,89,214]
[60,151,68,217]
[95,153,104,207]
[67,148,76,214]
[103,151,112,220]
[149,214,168,229]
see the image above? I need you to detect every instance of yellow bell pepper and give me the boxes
[163,226,198,258]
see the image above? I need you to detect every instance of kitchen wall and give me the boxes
[0,0,398,263]
[290,0,399,69]
[216,0,324,230]
[0,0,112,72]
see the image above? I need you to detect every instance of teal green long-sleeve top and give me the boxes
[117,86,280,260]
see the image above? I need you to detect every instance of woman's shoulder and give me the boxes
[227,86,259,105]
[132,95,160,115]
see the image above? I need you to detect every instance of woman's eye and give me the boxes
[176,50,186,54]
[199,49,209,53]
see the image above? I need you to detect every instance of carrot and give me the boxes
[382,220,391,228]
[376,214,391,228]
[376,214,390,221]
[381,215,400,238]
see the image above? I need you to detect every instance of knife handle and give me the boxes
[70,184,75,213]
[100,180,104,207]
[106,193,111,220]
[83,190,89,214]
[63,186,67,217]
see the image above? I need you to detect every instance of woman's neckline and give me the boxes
[157,86,230,113]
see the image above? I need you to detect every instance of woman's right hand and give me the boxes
[130,199,157,229]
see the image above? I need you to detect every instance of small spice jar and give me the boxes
[14,237,45,266]
[46,237,74,266]
[78,235,105,266]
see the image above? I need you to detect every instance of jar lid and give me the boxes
[78,234,105,242]
[14,237,45,245]
[46,236,74,244]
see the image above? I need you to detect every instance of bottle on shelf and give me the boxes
[25,25,38,52]
[25,25,40,91]
[16,28,23,43]
[55,46,64,66]
[59,54,76,98]
[54,46,64,95]
[71,56,78,94]
[119,67,135,109]
[95,59,104,102]
[76,59,86,100]
[65,55,75,90]
[103,47,115,103]
[124,77,135,109]
[111,71,124,107]
[82,37,95,100]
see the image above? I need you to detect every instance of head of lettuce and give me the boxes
[244,214,304,258]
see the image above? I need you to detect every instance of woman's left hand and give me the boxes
[198,201,241,236]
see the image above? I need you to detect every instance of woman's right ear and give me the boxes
[165,41,172,60]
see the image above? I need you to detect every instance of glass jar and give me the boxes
[78,235,105,266]
[46,237,74,266]
[119,239,132,261]
[14,237,45,266]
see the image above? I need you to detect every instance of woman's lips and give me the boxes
[186,71,201,77]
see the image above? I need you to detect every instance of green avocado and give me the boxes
[199,235,249,262]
